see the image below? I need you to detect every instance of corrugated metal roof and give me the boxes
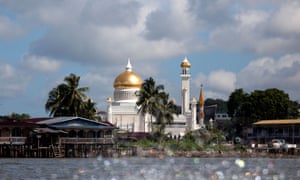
[253,119,300,125]
[37,116,116,129]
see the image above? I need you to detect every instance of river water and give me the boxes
[0,157,299,180]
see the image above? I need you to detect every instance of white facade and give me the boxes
[106,57,202,137]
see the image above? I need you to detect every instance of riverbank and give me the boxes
[133,147,300,159]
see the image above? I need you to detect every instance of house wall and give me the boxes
[249,124,300,144]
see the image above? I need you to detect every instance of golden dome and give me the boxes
[180,57,191,68]
[113,59,143,89]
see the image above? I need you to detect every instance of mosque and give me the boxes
[106,57,205,137]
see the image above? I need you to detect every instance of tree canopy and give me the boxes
[8,113,30,120]
[136,77,177,139]
[45,73,97,119]
[226,88,299,137]
[228,88,298,122]
[205,98,228,113]
[224,88,299,139]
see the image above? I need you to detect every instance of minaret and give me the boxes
[180,57,191,115]
[190,97,197,130]
[199,84,205,128]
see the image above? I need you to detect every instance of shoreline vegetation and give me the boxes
[111,140,300,159]
[133,147,299,159]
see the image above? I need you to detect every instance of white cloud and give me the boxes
[207,70,237,93]
[2,0,300,62]
[237,54,300,100]
[270,1,300,35]
[21,54,62,73]
[0,15,24,40]
[193,70,236,93]
[1,0,203,66]
[0,64,30,97]
[192,70,236,100]
[208,1,300,55]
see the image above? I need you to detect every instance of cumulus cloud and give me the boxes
[207,1,300,55]
[207,70,237,93]
[0,15,24,40]
[21,54,62,73]
[270,1,300,36]
[0,0,204,66]
[0,64,30,97]
[237,54,300,100]
[192,70,236,100]
[144,0,197,41]
[1,0,300,63]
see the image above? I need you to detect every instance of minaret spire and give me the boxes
[126,57,132,71]
[199,84,204,106]
[199,84,205,128]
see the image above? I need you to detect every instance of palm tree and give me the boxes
[81,98,97,119]
[154,92,176,139]
[136,77,165,132]
[45,73,94,117]
[136,77,178,137]
[45,83,70,116]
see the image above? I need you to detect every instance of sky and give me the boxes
[1,0,300,117]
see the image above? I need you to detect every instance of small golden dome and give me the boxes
[113,59,143,89]
[180,57,191,68]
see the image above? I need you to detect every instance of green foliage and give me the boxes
[9,113,30,120]
[233,144,247,152]
[45,73,97,119]
[205,98,228,113]
[136,77,177,135]
[228,88,298,121]
[130,139,154,149]
[178,139,202,151]
[227,88,248,118]
[227,88,299,138]
[204,144,231,152]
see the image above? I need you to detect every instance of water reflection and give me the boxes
[0,157,299,179]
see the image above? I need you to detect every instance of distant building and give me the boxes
[0,117,115,157]
[249,119,300,144]
[106,57,204,137]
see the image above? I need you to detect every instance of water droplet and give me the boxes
[235,159,245,168]
[193,158,200,164]
[255,176,261,180]
[262,168,269,175]
[215,171,225,179]
[104,160,111,167]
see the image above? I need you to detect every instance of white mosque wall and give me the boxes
[110,113,145,132]
[113,88,139,102]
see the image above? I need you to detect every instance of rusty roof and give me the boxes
[253,119,300,125]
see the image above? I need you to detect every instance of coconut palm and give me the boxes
[81,98,97,119]
[136,77,165,132]
[153,92,176,139]
[45,73,94,117]
[137,77,178,137]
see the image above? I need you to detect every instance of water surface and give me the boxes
[0,157,299,179]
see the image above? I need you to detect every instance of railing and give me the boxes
[60,137,114,144]
[0,137,27,145]
[249,133,300,138]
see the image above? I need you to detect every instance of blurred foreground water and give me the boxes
[0,157,300,179]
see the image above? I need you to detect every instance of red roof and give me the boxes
[0,121,39,128]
